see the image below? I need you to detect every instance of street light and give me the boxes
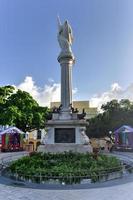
[109,131,112,136]
[109,130,114,143]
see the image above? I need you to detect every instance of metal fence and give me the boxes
[1,152,133,185]
[6,165,124,184]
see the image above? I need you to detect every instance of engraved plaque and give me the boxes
[55,128,75,143]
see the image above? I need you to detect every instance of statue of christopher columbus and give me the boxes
[57,16,74,55]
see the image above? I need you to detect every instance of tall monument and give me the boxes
[57,17,74,116]
[38,18,92,153]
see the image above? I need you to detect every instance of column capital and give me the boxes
[58,52,75,64]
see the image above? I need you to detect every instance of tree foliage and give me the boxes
[87,99,133,138]
[0,86,49,132]
[0,85,14,104]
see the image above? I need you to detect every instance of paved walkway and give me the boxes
[0,151,133,200]
[0,151,28,160]
[0,180,133,200]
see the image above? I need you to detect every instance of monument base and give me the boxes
[38,144,92,153]
[38,116,92,153]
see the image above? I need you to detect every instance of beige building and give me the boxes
[50,101,98,119]
[24,129,46,151]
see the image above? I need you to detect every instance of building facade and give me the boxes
[24,129,46,151]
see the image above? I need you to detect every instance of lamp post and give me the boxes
[109,131,112,136]
[109,131,114,143]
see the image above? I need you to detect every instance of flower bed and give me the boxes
[9,152,122,184]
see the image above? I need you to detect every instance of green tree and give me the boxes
[0,85,15,104]
[119,99,133,111]
[87,99,133,138]
[0,87,49,132]
[101,99,120,112]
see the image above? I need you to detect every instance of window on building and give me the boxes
[37,130,41,139]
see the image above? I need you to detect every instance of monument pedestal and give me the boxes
[38,144,92,153]
[38,113,92,153]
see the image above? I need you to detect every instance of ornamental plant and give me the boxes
[9,152,122,184]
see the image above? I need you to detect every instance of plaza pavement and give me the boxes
[0,151,133,200]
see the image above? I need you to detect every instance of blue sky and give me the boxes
[0,0,133,105]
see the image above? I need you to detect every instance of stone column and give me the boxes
[58,54,75,113]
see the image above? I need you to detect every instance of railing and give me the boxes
[6,165,123,184]
[1,152,133,185]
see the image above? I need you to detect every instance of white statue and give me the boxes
[57,16,73,54]
[80,128,90,145]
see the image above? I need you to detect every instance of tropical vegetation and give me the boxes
[9,152,122,184]
[87,99,133,138]
[0,85,49,132]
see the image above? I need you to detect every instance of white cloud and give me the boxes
[15,76,133,111]
[90,82,133,110]
[16,76,77,107]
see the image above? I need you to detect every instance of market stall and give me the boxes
[114,125,133,148]
[0,127,25,152]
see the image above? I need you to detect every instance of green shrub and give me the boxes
[9,152,122,184]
